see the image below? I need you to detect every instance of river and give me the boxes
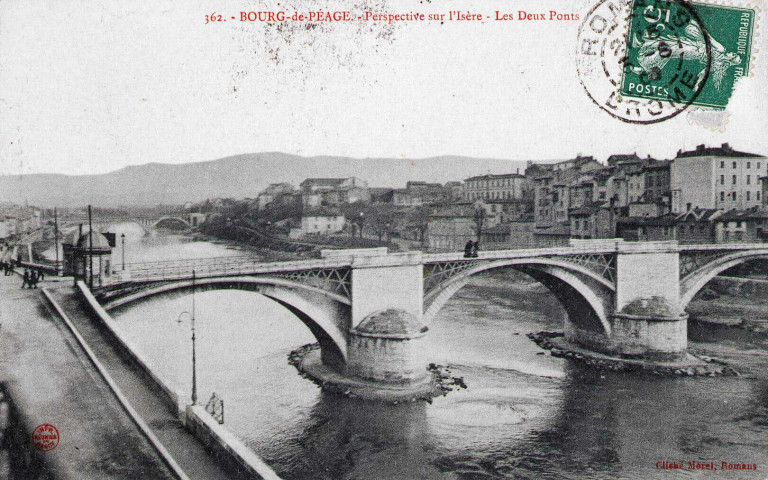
[103,226,768,479]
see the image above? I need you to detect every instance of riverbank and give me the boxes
[687,276,768,333]
[527,332,738,376]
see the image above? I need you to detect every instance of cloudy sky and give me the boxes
[1,0,766,175]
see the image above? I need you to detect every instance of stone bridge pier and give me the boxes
[343,253,431,390]
[605,242,687,360]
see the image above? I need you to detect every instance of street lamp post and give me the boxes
[121,233,126,271]
[358,212,365,238]
[177,269,198,405]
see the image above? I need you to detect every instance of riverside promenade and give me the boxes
[0,272,238,479]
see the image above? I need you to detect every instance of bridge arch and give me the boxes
[152,217,191,230]
[101,276,350,370]
[680,249,768,311]
[423,258,615,337]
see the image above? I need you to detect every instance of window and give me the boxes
[733,175,737,185]
[737,221,743,228]
[733,161,737,168]
[720,175,725,185]
[758,192,762,201]
[758,162,761,170]
[747,175,751,185]
[721,161,725,168]
[721,192,725,201]
[747,191,751,201]
[748,162,752,168]
[732,192,737,201]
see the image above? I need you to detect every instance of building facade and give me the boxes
[298,209,346,236]
[670,144,766,213]
[464,173,526,202]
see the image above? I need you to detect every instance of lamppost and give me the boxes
[121,233,126,271]
[176,270,198,405]
[358,212,365,238]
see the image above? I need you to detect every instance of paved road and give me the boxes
[0,273,176,479]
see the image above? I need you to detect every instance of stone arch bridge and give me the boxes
[88,240,768,391]
[61,213,206,234]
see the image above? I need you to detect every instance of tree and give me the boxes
[408,206,431,246]
[474,204,487,241]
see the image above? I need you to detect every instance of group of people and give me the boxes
[1,260,16,276]
[21,268,44,289]
[464,240,480,258]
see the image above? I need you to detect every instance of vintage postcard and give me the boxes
[1,0,767,478]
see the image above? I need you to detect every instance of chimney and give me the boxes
[721,142,731,152]
[696,144,705,152]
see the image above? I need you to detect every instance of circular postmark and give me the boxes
[576,0,712,124]
[32,424,60,452]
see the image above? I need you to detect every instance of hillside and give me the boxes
[0,152,533,207]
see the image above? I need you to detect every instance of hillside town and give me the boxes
[3,143,768,254]
[198,143,768,252]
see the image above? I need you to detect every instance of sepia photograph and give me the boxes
[1,0,767,478]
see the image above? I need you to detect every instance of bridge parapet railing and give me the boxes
[116,256,353,282]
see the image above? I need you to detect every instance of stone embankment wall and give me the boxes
[185,405,280,480]
[75,283,281,480]
[705,276,768,299]
[75,282,185,417]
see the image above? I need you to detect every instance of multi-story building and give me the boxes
[670,143,766,213]
[616,208,721,243]
[569,202,615,239]
[299,177,370,206]
[256,183,295,210]
[426,204,480,251]
[294,208,345,237]
[392,181,448,206]
[463,172,526,202]
[644,161,672,205]
[714,208,768,243]
[531,157,601,232]
[444,181,464,202]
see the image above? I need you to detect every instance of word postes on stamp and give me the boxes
[32,423,60,452]
[622,0,756,109]
[576,0,712,124]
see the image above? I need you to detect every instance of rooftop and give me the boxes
[676,143,763,159]
[465,173,524,181]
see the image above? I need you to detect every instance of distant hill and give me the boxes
[0,152,535,207]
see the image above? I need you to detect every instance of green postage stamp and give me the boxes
[620,0,756,109]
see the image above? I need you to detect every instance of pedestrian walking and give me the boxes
[30,270,38,288]
[464,240,473,258]
[21,270,29,289]
[471,241,479,258]
[37,267,45,282]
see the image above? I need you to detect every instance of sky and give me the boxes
[1,0,766,176]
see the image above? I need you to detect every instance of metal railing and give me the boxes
[113,255,352,283]
[205,393,224,424]
[104,239,768,285]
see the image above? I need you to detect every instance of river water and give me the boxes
[105,226,768,479]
